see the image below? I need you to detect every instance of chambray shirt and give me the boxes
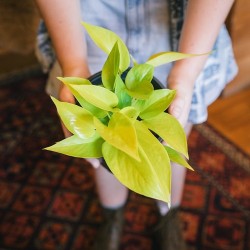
[80,0,171,81]
[36,0,238,124]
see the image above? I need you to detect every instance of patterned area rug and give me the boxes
[0,76,249,250]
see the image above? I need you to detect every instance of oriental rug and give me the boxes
[0,76,249,250]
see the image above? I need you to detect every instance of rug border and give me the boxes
[194,123,250,173]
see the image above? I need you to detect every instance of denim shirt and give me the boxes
[36,0,238,124]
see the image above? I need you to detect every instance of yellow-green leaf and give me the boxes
[69,84,118,111]
[45,135,104,158]
[120,106,139,120]
[93,112,139,161]
[51,97,95,138]
[125,64,154,99]
[102,121,171,203]
[142,112,188,158]
[102,42,120,90]
[146,51,209,67]
[58,77,107,118]
[114,75,132,108]
[139,89,176,119]
[125,82,154,100]
[164,145,193,170]
[82,22,130,72]
[125,64,154,90]
[57,77,91,86]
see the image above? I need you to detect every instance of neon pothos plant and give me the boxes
[45,22,196,203]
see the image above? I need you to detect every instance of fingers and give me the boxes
[60,121,72,138]
[59,84,75,137]
[167,84,193,127]
[59,84,75,104]
[168,96,185,121]
[169,95,189,127]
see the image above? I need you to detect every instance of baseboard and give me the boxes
[0,64,44,86]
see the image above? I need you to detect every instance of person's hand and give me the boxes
[58,84,76,137]
[167,80,193,128]
[166,56,201,128]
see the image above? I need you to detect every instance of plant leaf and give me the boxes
[142,112,188,158]
[51,97,95,138]
[44,134,104,158]
[102,121,171,203]
[125,83,154,100]
[57,77,92,86]
[139,89,176,119]
[125,64,154,99]
[120,106,139,120]
[125,64,154,90]
[114,75,132,108]
[102,42,120,90]
[164,145,193,170]
[146,51,209,67]
[93,112,139,161]
[58,77,107,118]
[82,22,130,73]
[69,84,118,111]
[131,99,146,113]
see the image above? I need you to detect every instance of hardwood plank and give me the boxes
[224,0,250,96]
[208,87,250,156]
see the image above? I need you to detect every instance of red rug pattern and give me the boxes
[0,76,249,250]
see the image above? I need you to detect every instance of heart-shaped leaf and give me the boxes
[164,145,193,170]
[82,22,130,73]
[114,75,132,108]
[58,77,107,118]
[58,77,92,86]
[146,51,208,67]
[51,97,95,138]
[94,112,139,161]
[125,64,154,90]
[102,42,120,90]
[125,64,154,99]
[139,89,176,119]
[131,99,146,113]
[102,120,171,203]
[120,106,139,120]
[45,134,104,158]
[69,84,118,111]
[125,82,154,100]
[142,112,188,158]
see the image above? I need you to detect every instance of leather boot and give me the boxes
[92,206,125,250]
[152,207,186,250]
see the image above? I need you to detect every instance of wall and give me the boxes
[0,0,41,84]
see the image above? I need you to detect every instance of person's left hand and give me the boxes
[167,79,194,128]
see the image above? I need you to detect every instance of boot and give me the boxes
[152,207,186,250]
[92,206,125,250]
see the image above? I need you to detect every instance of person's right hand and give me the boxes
[58,84,76,137]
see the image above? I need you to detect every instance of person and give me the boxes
[35,1,237,249]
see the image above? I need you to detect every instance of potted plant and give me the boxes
[45,22,196,203]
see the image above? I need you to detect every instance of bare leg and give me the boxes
[94,165,129,208]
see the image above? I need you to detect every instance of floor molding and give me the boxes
[0,64,43,86]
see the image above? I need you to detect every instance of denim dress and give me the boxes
[36,0,238,124]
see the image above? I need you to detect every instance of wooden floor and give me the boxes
[208,86,250,156]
